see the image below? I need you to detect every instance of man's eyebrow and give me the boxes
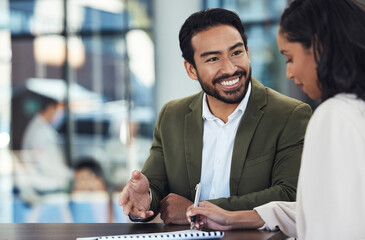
[200,42,245,58]
[229,42,244,51]
[200,51,220,58]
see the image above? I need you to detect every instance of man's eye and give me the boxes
[232,50,243,56]
[206,57,219,62]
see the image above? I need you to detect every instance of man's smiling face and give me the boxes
[188,24,251,104]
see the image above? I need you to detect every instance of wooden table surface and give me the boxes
[0,223,288,240]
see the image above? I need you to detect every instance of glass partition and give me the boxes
[1,0,155,223]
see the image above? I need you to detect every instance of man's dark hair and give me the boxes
[280,0,365,102]
[179,8,248,68]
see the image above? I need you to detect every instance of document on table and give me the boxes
[77,229,224,239]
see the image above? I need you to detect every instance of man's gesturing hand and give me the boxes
[118,170,154,219]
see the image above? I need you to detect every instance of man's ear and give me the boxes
[184,60,198,80]
[246,46,250,62]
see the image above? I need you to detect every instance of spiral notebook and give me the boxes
[77,229,224,240]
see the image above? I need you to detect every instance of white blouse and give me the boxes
[255,94,365,239]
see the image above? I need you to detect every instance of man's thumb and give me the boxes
[131,170,141,181]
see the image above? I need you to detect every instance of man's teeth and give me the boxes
[220,78,239,86]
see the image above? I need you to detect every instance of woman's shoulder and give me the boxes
[308,94,365,133]
[315,93,365,117]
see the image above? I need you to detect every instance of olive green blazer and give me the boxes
[142,77,312,217]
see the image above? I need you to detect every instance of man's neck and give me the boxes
[206,95,239,123]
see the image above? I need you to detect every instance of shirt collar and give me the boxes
[202,81,252,121]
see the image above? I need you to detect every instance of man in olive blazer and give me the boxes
[119,8,311,225]
[142,77,311,215]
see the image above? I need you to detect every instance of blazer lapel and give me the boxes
[230,78,267,195]
[184,92,204,199]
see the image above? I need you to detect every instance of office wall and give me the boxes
[153,0,202,113]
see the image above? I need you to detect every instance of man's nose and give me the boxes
[221,58,237,74]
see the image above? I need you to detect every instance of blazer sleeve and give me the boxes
[209,102,312,210]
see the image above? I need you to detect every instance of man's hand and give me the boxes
[118,170,154,219]
[159,193,192,225]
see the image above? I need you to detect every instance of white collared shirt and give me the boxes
[200,82,251,201]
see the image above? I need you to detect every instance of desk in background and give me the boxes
[0,223,287,240]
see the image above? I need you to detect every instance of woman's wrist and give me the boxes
[229,210,265,229]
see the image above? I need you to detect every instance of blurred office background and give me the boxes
[0,0,314,223]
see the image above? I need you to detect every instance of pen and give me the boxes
[190,182,202,229]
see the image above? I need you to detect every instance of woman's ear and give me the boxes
[184,60,198,80]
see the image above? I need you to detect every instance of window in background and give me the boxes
[0,0,12,223]
[1,0,155,223]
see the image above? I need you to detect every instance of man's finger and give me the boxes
[159,202,168,218]
[131,170,141,182]
[130,206,147,219]
[160,205,167,221]
[136,208,146,219]
[159,196,167,206]
[146,210,154,218]
[123,200,134,215]
[118,190,128,206]
[162,215,172,225]
[159,192,175,206]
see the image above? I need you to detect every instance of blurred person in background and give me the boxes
[71,157,114,223]
[72,157,107,192]
[16,94,72,204]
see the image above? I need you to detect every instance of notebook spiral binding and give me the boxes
[98,230,224,239]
